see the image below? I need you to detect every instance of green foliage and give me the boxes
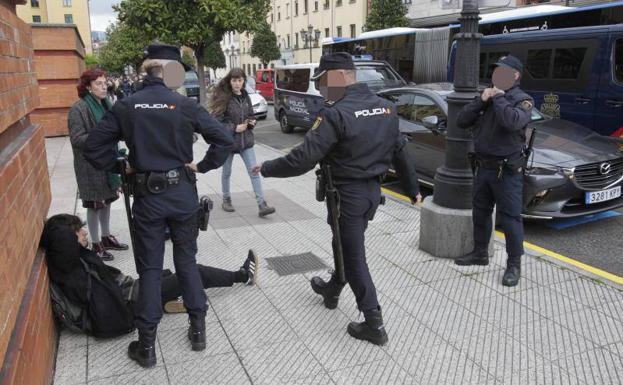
[182,50,196,69]
[115,0,271,102]
[250,22,280,67]
[202,40,226,72]
[85,53,99,69]
[365,0,408,31]
[98,22,151,74]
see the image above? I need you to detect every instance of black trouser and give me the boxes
[472,167,524,259]
[330,179,381,312]
[161,265,240,304]
[132,180,206,330]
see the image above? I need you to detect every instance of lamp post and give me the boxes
[300,24,321,62]
[419,0,482,258]
[224,45,240,71]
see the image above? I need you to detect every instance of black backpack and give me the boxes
[49,281,90,333]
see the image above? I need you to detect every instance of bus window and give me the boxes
[526,49,552,79]
[553,47,587,79]
[615,39,623,84]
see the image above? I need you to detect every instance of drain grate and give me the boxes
[266,252,329,276]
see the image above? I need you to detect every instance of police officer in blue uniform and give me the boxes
[84,44,233,367]
[455,55,533,287]
[252,53,420,345]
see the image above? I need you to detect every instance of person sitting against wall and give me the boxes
[40,214,258,336]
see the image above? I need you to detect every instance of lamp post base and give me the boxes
[418,196,494,259]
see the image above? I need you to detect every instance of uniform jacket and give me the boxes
[457,85,533,158]
[68,98,118,203]
[83,76,233,174]
[218,91,255,153]
[261,83,420,197]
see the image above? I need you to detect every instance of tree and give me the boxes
[182,50,196,70]
[202,40,226,82]
[85,53,99,69]
[116,0,271,104]
[250,22,280,68]
[365,0,408,32]
[98,22,151,74]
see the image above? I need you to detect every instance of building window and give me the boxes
[337,0,342,5]
[324,0,330,9]
[350,24,356,38]
[286,3,290,18]
[31,0,39,7]
[32,15,41,23]
[325,28,330,38]
[63,0,72,6]
[295,32,299,49]
[270,13,274,23]
[253,64,257,73]
[295,1,299,16]
[336,26,342,37]
[304,0,308,13]
[64,14,73,24]
[287,34,291,49]
[278,35,281,48]
[277,6,281,20]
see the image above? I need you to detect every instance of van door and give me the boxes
[595,36,623,137]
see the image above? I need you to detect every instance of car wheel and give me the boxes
[280,111,294,134]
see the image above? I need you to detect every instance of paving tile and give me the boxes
[460,294,542,330]
[262,281,321,310]
[522,261,580,287]
[507,364,585,385]
[554,347,623,385]
[54,345,87,385]
[58,329,88,351]
[280,305,351,338]
[158,323,232,365]
[382,315,446,357]
[209,288,275,320]
[239,340,325,385]
[401,260,464,283]
[166,353,251,385]
[369,265,422,291]
[550,278,623,308]
[506,286,584,318]
[471,267,539,293]
[87,367,169,385]
[385,284,456,319]
[591,297,623,322]
[554,307,623,346]
[301,328,389,372]
[220,311,297,351]
[329,359,415,385]
[428,275,499,304]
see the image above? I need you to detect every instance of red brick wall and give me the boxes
[31,25,86,137]
[0,1,55,385]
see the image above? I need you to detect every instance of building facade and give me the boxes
[16,0,92,53]
[237,0,369,77]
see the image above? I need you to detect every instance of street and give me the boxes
[254,106,623,279]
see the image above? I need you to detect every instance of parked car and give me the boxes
[246,83,268,120]
[184,70,200,100]
[379,83,623,219]
[274,60,407,133]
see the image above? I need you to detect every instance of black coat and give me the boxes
[218,91,255,153]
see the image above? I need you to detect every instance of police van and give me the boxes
[274,60,407,133]
[447,24,623,138]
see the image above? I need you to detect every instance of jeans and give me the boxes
[221,147,264,205]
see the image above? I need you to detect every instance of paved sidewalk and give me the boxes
[46,137,623,385]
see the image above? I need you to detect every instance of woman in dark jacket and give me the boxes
[209,68,276,217]
[68,69,128,260]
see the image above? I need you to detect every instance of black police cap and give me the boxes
[311,52,355,80]
[143,44,191,71]
[494,55,523,74]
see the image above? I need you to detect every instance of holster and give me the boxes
[197,195,213,232]
[315,168,326,202]
[467,152,477,175]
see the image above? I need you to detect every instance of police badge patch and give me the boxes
[311,116,323,130]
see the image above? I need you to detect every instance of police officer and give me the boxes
[83,44,233,368]
[455,55,533,287]
[252,52,420,345]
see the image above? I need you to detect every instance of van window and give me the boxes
[485,52,509,79]
[553,48,587,79]
[615,39,623,84]
[526,49,552,79]
[261,71,270,82]
[276,68,310,92]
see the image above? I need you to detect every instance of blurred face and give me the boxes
[230,76,244,94]
[89,76,108,100]
[317,70,348,101]
[76,227,89,247]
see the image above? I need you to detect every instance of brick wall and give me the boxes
[0,1,55,385]
[31,24,86,137]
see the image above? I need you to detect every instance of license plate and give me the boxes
[585,186,621,204]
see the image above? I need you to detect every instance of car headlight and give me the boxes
[525,165,574,178]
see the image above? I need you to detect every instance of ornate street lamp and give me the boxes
[300,24,321,62]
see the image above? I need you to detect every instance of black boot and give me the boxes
[188,314,206,351]
[502,256,521,287]
[347,307,388,346]
[128,327,157,368]
[454,247,489,266]
[310,273,345,309]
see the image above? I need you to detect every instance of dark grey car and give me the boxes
[379,83,623,219]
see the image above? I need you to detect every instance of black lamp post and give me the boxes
[300,24,321,62]
[432,0,481,209]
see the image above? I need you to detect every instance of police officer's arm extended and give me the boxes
[193,104,234,173]
[84,104,123,171]
[261,108,340,178]
[491,94,533,131]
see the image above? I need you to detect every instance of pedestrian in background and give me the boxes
[68,69,128,261]
[209,68,276,217]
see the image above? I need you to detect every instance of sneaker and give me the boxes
[93,242,114,261]
[101,235,129,250]
[241,249,259,285]
[164,297,186,313]
[222,198,235,212]
[258,201,275,217]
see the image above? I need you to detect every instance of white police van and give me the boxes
[274,60,407,133]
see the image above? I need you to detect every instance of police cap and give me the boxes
[311,52,355,80]
[143,44,191,70]
[494,55,523,74]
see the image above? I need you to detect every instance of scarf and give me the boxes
[83,92,111,123]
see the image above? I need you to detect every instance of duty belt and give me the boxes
[131,167,191,196]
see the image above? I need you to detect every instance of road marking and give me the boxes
[381,187,623,286]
